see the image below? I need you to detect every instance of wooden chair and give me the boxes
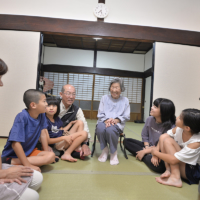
[91,131,128,159]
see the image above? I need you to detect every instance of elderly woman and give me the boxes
[96,77,130,165]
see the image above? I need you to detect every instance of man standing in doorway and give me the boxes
[59,84,91,157]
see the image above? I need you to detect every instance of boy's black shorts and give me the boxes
[185,163,200,184]
[1,157,12,164]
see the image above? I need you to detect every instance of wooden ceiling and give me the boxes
[43,34,153,54]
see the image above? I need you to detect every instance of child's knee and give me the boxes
[159,133,170,142]
[82,131,88,139]
[45,152,55,164]
[163,137,173,147]
[76,120,83,126]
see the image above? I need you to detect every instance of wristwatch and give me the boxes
[81,141,89,146]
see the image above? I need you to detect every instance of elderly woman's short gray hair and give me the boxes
[109,77,125,92]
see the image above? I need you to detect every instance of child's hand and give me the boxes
[151,147,158,156]
[136,149,146,161]
[48,146,53,152]
[70,120,77,125]
[64,135,73,145]
[151,155,160,167]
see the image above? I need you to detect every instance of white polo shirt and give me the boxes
[59,100,91,139]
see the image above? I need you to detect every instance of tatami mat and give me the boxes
[0,120,199,200]
[38,173,199,200]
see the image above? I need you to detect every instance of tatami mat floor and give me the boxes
[0,120,199,200]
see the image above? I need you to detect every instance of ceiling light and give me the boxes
[93,38,102,40]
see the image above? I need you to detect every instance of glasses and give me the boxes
[63,92,76,97]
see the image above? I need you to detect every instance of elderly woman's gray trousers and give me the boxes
[96,122,122,154]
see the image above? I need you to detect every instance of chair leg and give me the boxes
[120,135,123,151]
[120,134,128,159]
[123,134,128,159]
[91,131,97,157]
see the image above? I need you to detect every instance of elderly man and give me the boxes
[59,84,91,157]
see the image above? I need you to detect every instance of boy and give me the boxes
[1,89,55,172]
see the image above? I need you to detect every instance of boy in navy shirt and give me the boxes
[1,89,55,172]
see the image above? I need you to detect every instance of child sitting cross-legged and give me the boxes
[1,89,56,172]
[41,97,88,162]
[151,108,200,187]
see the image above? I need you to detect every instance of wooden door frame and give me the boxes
[0,14,200,46]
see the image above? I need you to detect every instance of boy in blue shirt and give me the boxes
[1,89,56,172]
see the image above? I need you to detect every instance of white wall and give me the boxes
[153,42,200,116]
[0,30,40,137]
[0,0,98,21]
[105,0,200,32]
[144,77,151,122]
[43,47,94,67]
[144,49,153,71]
[1,0,199,32]
[43,47,145,72]
[97,51,144,72]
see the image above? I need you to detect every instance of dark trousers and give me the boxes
[123,138,166,173]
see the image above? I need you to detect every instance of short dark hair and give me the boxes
[0,59,8,75]
[181,109,200,134]
[46,97,60,119]
[23,89,44,109]
[153,98,176,130]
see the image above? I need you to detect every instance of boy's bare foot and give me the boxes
[61,154,77,162]
[160,170,171,178]
[155,176,182,188]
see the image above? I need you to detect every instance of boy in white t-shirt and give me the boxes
[151,108,200,188]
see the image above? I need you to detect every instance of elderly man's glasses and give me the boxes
[63,92,76,97]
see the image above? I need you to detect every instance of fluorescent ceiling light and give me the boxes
[93,38,102,40]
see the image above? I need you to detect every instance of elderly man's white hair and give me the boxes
[109,77,125,92]
[61,84,75,93]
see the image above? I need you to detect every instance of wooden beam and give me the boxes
[93,41,97,68]
[41,64,144,78]
[51,35,57,46]
[81,37,84,49]
[36,33,43,89]
[1,15,200,46]
[144,68,153,78]
[120,41,126,52]
[133,42,141,52]
[107,40,112,50]
[66,36,70,47]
